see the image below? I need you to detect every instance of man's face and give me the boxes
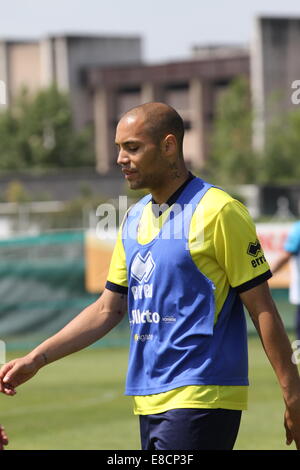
[115,114,166,191]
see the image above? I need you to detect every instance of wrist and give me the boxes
[28,349,48,369]
[285,394,300,410]
[282,378,300,408]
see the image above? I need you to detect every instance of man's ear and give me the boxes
[163,134,177,154]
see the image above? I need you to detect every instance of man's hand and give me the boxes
[0,354,42,396]
[240,281,300,450]
[0,290,127,397]
[284,400,300,449]
[0,426,9,450]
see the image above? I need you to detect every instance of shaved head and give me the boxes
[120,102,184,156]
[115,102,188,198]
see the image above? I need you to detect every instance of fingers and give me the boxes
[0,356,38,395]
[2,374,17,396]
[0,363,10,388]
[285,425,293,446]
[1,382,16,396]
[0,426,8,443]
[284,410,300,449]
[284,410,293,446]
[284,412,293,446]
[0,426,9,450]
[0,362,17,395]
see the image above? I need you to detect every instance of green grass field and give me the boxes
[0,335,298,450]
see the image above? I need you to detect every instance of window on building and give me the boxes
[164,84,190,120]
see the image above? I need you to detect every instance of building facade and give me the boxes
[0,34,142,129]
[1,16,299,174]
[251,16,300,151]
[86,54,249,172]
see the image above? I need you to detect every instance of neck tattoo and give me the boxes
[169,162,181,179]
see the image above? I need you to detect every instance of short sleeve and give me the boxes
[214,199,272,292]
[284,222,300,254]
[106,225,128,294]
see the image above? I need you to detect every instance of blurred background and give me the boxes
[0,0,300,450]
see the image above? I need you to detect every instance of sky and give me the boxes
[1,0,300,62]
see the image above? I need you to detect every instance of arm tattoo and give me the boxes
[42,353,48,365]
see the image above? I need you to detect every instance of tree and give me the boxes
[0,86,95,170]
[261,109,300,183]
[207,77,257,185]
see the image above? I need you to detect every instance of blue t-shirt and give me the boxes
[284,221,300,254]
[284,221,300,304]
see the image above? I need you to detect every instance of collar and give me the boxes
[151,172,195,218]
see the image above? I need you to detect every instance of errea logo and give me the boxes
[247,239,266,268]
[247,240,262,257]
[131,251,155,283]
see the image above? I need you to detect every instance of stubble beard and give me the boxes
[128,172,165,192]
[128,180,142,190]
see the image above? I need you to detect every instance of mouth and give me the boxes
[122,169,138,179]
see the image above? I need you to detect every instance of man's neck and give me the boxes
[150,168,190,205]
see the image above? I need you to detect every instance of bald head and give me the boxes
[116,102,189,196]
[120,102,184,156]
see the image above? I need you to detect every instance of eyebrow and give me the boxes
[115,139,140,146]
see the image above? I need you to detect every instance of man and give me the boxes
[0,102,300,450]
[272,220,300,340]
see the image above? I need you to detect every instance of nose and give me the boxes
[117,147,130,167]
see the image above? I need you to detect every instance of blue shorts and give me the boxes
[139,408,242,450]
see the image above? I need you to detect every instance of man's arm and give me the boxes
[240,281,300,449]
[0,289,127,396]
